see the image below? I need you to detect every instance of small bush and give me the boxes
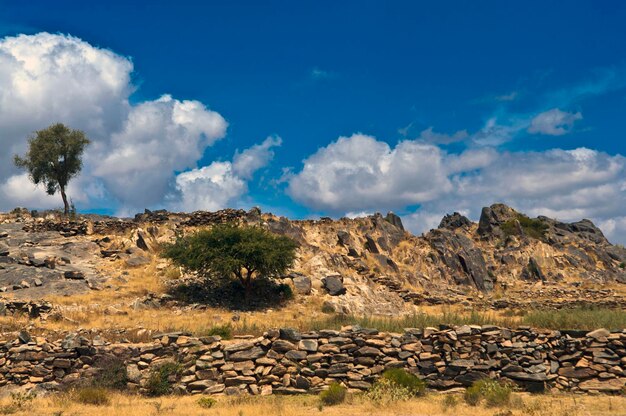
[92,355,128,390]
[319,382,347,406]
[620,262,625,269]
[501,214,548,240]
[74,387,111,406]
[367,377,412,405]
[197,396,217,408]
[145,362,182,397]
[205,324,233,339]
[380,368,426,396]
[464,379,512,408]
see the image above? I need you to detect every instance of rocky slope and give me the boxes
[1,203,625,315]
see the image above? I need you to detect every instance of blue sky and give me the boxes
[1,1,625,241]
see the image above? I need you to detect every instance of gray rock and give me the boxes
[586,328,610,340]
[291,275,311,295]
[229,346,265,361]
[279,328,302,342]
[384,212,404,230]
[64,271,85,280]
[272,340,296,353]
[364,234,380,253]
[18,330,31,344]
[439,212,472,230]
[298,339,318,352]
[322,275,346,296]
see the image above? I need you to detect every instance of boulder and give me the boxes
[291,275,311,295]
[364,234,380,253]
[439,212,472,230]
[322,275,346,296]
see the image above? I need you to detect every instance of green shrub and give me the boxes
[464,379,512,407]
[620,262,625,269]
[205,324,233,339]
[367,377,412,405]
[145,362,182,397]
[92,355,128,390]
[501,214,548,240]
[73,387,111,406]
[380,368,426,396]
[197,396,217,408]
[319,382,347,406]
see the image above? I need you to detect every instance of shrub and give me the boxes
[380,368,426,396]
[620,262,625,269]
[162,224,298,304]
[73,387,110,406]
[205,324,233,339]
[197,396,217,408]
[367,377,412,405]
[464,379,512,407]
[92,355,128,390]
[501,214,548,240]
[319,382,347,406]
[145,362,182,397]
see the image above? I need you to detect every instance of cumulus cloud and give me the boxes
[170,137,282,212]
[528,108,582,136]
[288,133,626,244]
[90,95,227,208]
[0,32,229,212]
[287,134,453,213]
[233,135,282,179]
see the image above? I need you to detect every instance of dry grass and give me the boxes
[0,391,624,416]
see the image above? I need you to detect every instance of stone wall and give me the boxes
[2,325,625,396]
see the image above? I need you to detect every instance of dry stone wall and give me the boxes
[1,326,625,396]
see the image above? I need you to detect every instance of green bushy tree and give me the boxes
[163,224,298,301]
[14,123,90,215]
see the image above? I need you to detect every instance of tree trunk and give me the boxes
[60,186,69,216]
[244,276,252,304]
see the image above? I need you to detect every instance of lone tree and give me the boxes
[163,224,298,301]
[14,123,90,215]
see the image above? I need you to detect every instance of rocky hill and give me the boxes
[1,203,624,317]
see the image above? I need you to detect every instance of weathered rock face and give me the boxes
[1,326,623,397]
[439,212,472,230]
[426,229,493,292]
[3,203,625,313]
[477,203,518,238]
[384,212,404,231]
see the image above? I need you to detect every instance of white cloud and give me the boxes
[0,32,230,212]
[417,127,468,145]
[233,135,282,179]
[288,133,626,244]
[528,108,582,136]
[91,95,227,208]
[170,162,246,212]
[170,137,282,212]
[287,134,452,213]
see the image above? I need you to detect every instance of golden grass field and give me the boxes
[1,391,625,416]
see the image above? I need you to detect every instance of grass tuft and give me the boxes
[319,382,347,406]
